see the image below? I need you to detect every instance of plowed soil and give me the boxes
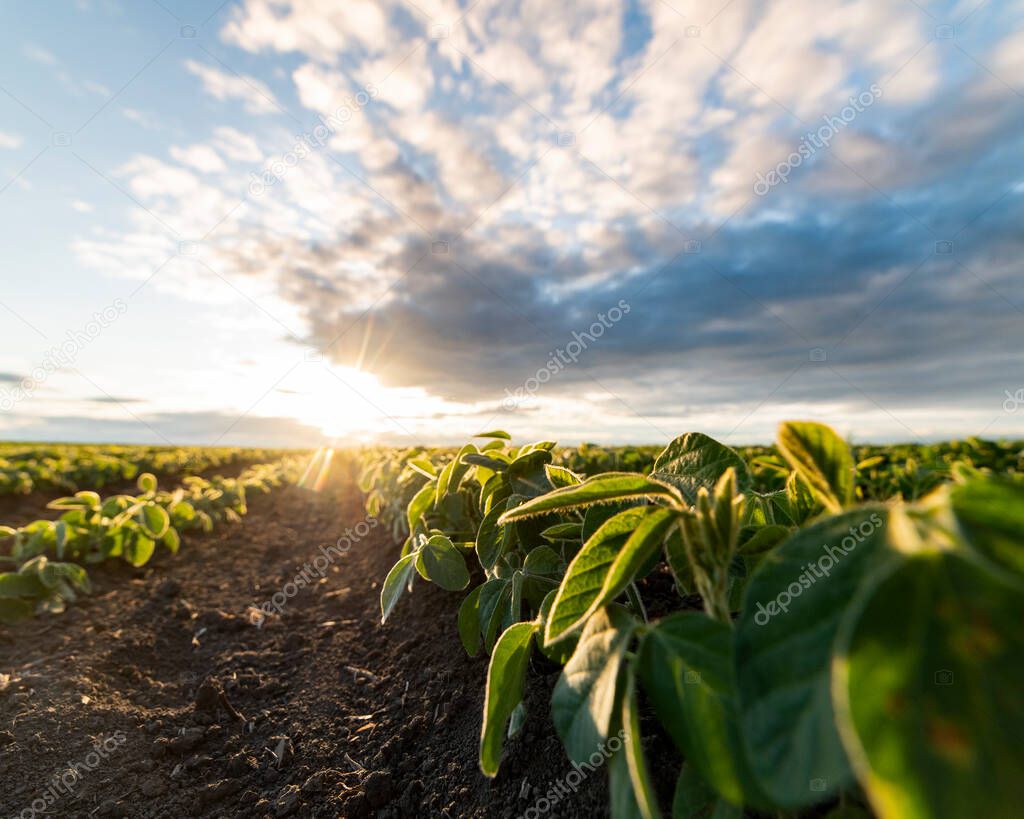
[0,474,616,818]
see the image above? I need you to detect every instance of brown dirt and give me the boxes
[0,472,626,818]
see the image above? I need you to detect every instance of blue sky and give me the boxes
[0,0,1022,448]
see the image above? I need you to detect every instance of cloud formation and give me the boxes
[73,0,1024,442]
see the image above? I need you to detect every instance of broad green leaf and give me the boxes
[475,429,511,440]
[638,612,758,806]
[546,506,676,644]
[125,534,155,567]
[479,578,513,653]
[480,622,536,776]
[671,763,744,819]
[664,526,694,595]
[541,522,583,541]
[506,449,554,498]
[949,476,1024,577]
[0,572,45,598]
[500,473,681,524]
[458,585,483,657]
[380,553,416,623]
[138,504,170,539]
[776,421,854,513]
[622,665,660,819]
[523,545,562,577]
[552,606,636,764]
[407,456,437,477]
[610,745,646,819]
[137,472,158,493]
[652,433,751,505]
[407,481,436,533]
[162,526,180,554]
[416,535,470,591]
[545,464,582,487]
[833,551,1024,819]
[476,499,509,571]
[462,453,509,472]
[734,507,894,807]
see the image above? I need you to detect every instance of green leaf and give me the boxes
[463,453,509,472]
[162,527,181,554]
[545,464,582,487]
[479,578,513,653]
[541,522,583,542]
[458,585,483,657]
[734,507,894,807]
[381,553,417,623]
[124,534,155,567]
[776,421,855,513]
[671,763,744,819]
[638,612,758,806]
[546,506,676,644]
[610,745,646,819]
[506,449,554,498]
[833,551,1024,819]
[407,456,437,478]
[480,622,537,777]
[0,572,45,599]
[651,433,751,505]
[500,473,681,524]
[664,526,694,595]
[622,665,660,819]
[138,504,170,539]
[476,499,510,571]
[949,476,1024,577]
[407,481,436,533]
[137,472,158,493]
[416,535,470,591]
[523,545,562,577]
[475,429,511,440]
[552,606,636,765]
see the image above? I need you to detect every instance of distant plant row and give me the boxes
[0,458,303,623]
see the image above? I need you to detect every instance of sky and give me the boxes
[0,0,1022,449]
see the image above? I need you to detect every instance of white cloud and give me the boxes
[0,132,23,150]
[170,144,229,173]
[184,59,282,115]
[213,126,264,162]
[71,200,94,213]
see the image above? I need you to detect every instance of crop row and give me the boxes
[360,424,1023,819]
[0,443,292,496]
[0,457,304,624]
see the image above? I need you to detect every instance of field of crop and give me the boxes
[1,429,1020,818]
